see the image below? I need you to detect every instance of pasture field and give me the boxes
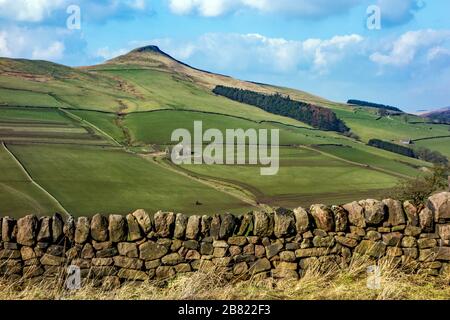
[0,143,61,216]
[333,107,450,142]
[180,147,400,208]
[7,144,253,216]
[413,136,450,158]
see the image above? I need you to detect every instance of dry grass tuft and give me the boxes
[1,255,449,300]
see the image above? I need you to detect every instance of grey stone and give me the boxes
[427,192,450,222]
[342,201,366,228]
[237,213,253,236]
[51,213,64,244]
[265,243,283,259]
[90,214,108,242]
[332,206,348,232]
[219,213,236,239]
[403,201,419,226]
[273,208,295,238]
[17,215,38,246]
[383,199,406,226]
[310,204,335,232]
[37,216,52,243]
[360,199,385,226]
[253,211,274,237]
[419,208,434,232]
[118,242,138,258]
[126,213,142,241]
[109,215,127,243]
[132,209,152,234]
[154,211,175,238]
[186,215,201,240]
[174,213,188,239]
[293,207,309,233]
[75,217,90,244]
[139,241,168,261]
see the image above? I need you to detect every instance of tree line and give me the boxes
[213,86,349,133]
[348,99,403,113]
[368,139,448,165]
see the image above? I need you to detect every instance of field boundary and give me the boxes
[1,142,70,217]
[59,108,122,147]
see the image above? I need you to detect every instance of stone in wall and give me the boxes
[0,192,449,285]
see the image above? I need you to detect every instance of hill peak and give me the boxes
[132,45,166,55]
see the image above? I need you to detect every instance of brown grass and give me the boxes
[1,254,449,300]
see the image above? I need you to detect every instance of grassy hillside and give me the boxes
[0,46,445,217]
[7,144,252,216]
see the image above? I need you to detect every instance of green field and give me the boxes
[0,143,61,215]
[180,147,401,208]
[6,144,252,217]
[0,49,446,218]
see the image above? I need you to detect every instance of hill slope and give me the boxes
[0,45,446,217]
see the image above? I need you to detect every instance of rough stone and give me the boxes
[402,236,417,248]
[113,256,143,270]
[156,266,176,279]
[37,217,52,243]
[90,214,108,242]
[132,209,152,234]
[293,207,309,233]
[265,243,283,259]
[332,206,348,232]
[437,224,450,241]
[109,215,127,243]
[383,199,406,227]
[75,217,90,244]
[126,214,142,241]
[310,204,335,232]
[139,241,168,261]
[250,258,271,274]
[253,211,274,237]
[403,201,419,227]
[161,253,183,266]
[343,201,366,228]
[17,215,38,246]
[359,199,385,225]
[427,192,450,222]
[237,213,253,236]
[219,213,236,239]
[186,215,201,240]
[382,232,403,246]
[118,242,138,258]
[117,268,148,281]
[418,238,437,249]
[174,213,188,239]
[52,213,64,243]
[63,216,75,243]
[154,211,175,238]
[419,208,434,232]
[335,236,358,248]
[355,240,386,258]
[273,208,295,238]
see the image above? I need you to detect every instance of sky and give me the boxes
[0,0,450,112]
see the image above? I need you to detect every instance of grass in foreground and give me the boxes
[1,256,449,300]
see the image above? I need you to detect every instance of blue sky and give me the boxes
[1,0,450,112]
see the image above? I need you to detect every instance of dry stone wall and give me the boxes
[1,192,450,287]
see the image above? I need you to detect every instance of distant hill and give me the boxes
[420,107,450,124]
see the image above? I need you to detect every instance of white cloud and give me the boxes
[134,33,364,75]
[168,0,360,18]
[0,31,12,56]
[370,29,450,66]
[96,47,129,60]
[0,0,150,22]
[0,0,67,22]
[0,27,75,62]
[32,41,65,60]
